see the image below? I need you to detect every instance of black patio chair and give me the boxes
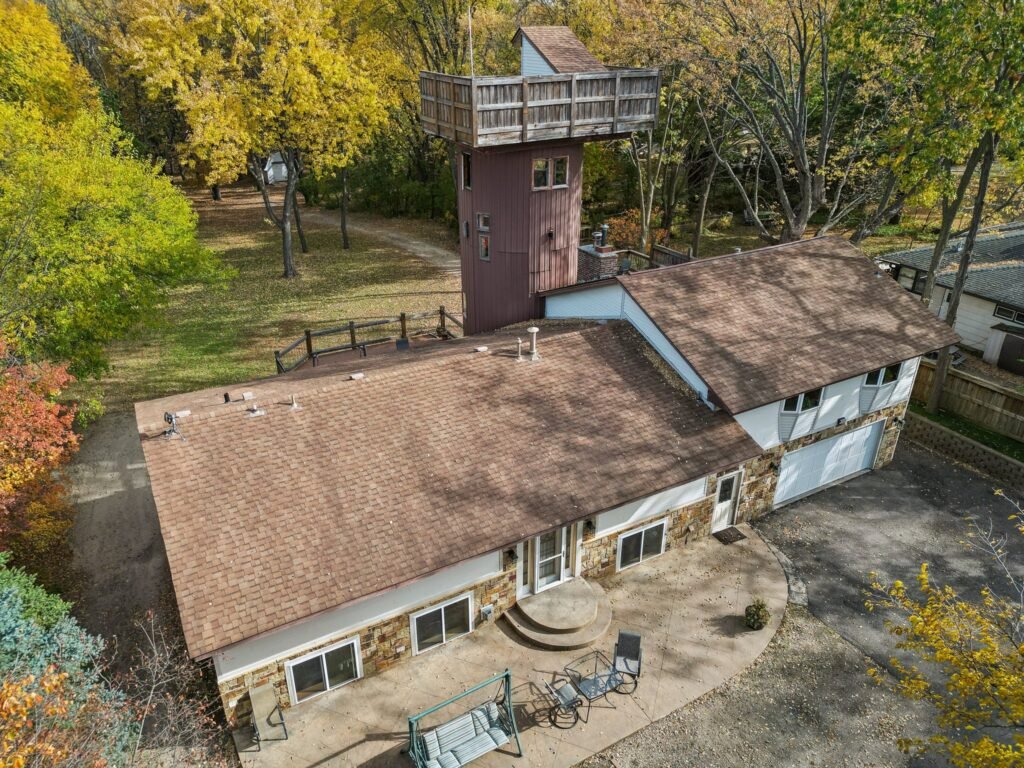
[613,630,643,693]
[544,679,584,728]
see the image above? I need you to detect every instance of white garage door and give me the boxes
[773,421,885,507]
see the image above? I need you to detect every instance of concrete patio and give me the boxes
[238,525,787,768]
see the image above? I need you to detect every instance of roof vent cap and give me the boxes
[350,372,365,381]
[527,326,540,361]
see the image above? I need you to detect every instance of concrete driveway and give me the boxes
[755,440,1017,674]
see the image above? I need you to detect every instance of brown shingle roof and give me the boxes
[618,237,960,414]
[138,324,758,658]
[515,26,606,73]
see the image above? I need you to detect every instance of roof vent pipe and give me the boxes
[516,337,524,362]
[527,326,540,361]
[601,223,610,246]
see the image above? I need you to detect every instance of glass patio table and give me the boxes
[564,650,623,701]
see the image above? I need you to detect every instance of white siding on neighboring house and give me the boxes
[213,551,502,684]
[521,37,556,76]
[545,282,625,319]
[733,358,919,450]
[937,292,1011,351]
[544,283,711,402]
[594,477,707,537]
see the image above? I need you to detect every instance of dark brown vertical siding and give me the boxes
[459,141,584,334]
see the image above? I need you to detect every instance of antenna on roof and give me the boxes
[163,411,185,441]
[468,4,475,77]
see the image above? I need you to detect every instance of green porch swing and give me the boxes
[406,669,523,768]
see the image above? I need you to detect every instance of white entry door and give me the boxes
[712,472,740,532]
[773,421,884,507]
[535,527,568,592]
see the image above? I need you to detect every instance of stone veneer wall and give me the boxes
[579,400,909,579]
[218,556,517,720]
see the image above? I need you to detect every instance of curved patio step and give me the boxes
[503,581,612,650]
[516,578,599,633]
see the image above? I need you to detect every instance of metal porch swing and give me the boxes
[406,669,523,768]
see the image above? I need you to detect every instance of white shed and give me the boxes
[263,152,289,185]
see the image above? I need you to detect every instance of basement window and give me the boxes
[617,518,667,571]
[782,387,823,413]
[865,363,901,387]
[286,637,361,704]
[411,593,473,654]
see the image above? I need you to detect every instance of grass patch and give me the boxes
[79,186,460,411]
[909,401,1024,463]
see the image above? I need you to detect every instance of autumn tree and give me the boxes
[119,0,395,276]
[868,494,1024,767]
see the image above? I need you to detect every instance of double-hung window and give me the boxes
[286,637,361,704]
[411,593,472,654]
[532,158,551,189]
[865,363,901,386]
[617,519,667,571]
[532,156,569,189]
[782,387,823,414]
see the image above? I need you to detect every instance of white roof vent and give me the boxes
[350,372,365,381]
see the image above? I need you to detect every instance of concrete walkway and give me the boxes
[239,525,787,768]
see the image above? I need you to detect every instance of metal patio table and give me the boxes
[564,650,623,717]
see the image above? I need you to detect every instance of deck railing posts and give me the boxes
[400,312,408,340]
[274,351,284,374]
[348,321,357,348]
[304,330,314,366]
[439,305,447,335]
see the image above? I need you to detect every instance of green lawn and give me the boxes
[909,401,1024,463]
[80,186,460,412]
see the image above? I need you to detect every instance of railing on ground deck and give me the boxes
[275,305,464,374]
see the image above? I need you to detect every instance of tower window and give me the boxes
[532,158,551,189]
[476,213,490,232]
[478,233,491,261]
[462,152,472,189]
[553,157,569,187]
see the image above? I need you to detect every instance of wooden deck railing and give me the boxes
[419,68,660,147]
[275,306,463,374]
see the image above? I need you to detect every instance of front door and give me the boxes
[712,473,740,532]
[535,527,567,592]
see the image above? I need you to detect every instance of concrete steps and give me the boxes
[503,580,612,650]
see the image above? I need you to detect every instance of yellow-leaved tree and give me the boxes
[119,0,397,276]
[867,492,1024,767]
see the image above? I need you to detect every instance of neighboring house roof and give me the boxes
[617,237,959,414]
[137,323,759,658]
[880,227,1024,309]
[513,26,606,73]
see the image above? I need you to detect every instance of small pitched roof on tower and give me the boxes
[513,26,607,73]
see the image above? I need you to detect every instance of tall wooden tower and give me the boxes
[419,26,659,334]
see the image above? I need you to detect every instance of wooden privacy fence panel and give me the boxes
[913,359,1024,441]
[420,69,660,147]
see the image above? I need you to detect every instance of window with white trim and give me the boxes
[865,363,901,386]
[532,156,569,189]
[411,593,472,654]
[286,637,361,704]
[553,157,568,187]
[781,387,823,413]
[617,519,667,571]
[532,158,551,189]
[994,304,1024,324]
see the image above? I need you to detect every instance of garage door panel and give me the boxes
[774,421,884,506]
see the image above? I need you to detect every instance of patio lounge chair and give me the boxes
[544,679,584,727]
[613,630,642,693]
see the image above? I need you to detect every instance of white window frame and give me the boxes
[616,518,668,572]
[285,635,362,706]
[552,156,569,188]
[478,232,491,262]
[476,212,490,232]
[532,158,551,190]
[410,592,474,656]
[864,362,901,387]
[994,303,1024,324]
[781,387,824,414]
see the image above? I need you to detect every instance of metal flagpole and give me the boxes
[468,4,475,77]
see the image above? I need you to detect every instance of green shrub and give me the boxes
[744,598,770,630]
[0,552,70,628]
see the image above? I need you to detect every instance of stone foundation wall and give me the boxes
[217,559,517,720]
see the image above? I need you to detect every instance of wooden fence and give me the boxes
[913,359,1024,442]
[275,306,463,374]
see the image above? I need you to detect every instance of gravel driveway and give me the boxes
[580,441,1016,767]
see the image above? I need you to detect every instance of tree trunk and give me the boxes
[292,189,309,254]
[691,159,718,259]
[920,145,984,308]
[340,167,351,250]
[211,184,221,201]
[280,151,299,278]
[926,132,997,414]
[248,153,282,229]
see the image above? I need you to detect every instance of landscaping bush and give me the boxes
[744,598,770,630]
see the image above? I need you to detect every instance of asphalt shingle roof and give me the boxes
[880,227,1024,308]
[137,323,759,658]
[618,237,959,414]
[514,26,606,73]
